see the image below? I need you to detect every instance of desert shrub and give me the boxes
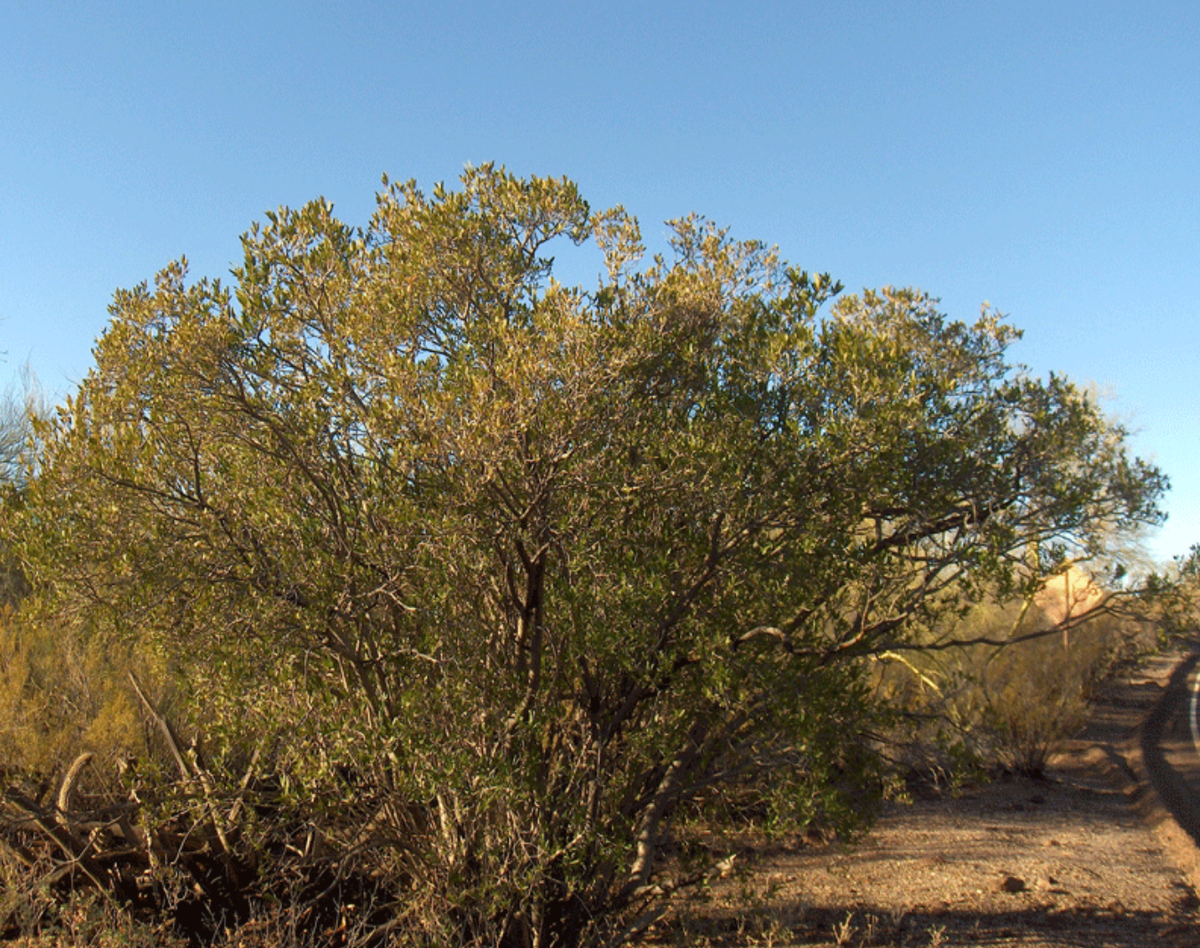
[873,574,1159,782]
[0,609,155,781]
[3,168,1167,947]
[981,602,1152,776]
[1146,544,1200,645]
[980,610,1091,777]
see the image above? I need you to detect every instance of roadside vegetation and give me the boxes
[0,167,1182,947]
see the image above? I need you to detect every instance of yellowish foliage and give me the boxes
[0,606,152,779]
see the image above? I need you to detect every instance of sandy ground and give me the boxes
[640,654,1200,947]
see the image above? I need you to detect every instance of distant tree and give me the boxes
[8,166,1167,946]
[0,367,43,606]
[1148,543,1200,642]
[0,389,25,489]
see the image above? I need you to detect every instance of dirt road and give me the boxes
[649,652,1200,947]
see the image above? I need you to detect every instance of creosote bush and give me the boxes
[1,166,1167,947]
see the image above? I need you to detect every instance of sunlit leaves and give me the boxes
[5,166,1168,946]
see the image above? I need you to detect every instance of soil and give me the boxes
[642,653,1200,947]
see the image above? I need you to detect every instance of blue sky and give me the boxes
[2,1,1196,563]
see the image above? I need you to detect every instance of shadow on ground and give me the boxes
[663,891,1200,947]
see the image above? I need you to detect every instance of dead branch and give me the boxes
[56,751,94,831]
[127,671,193,784]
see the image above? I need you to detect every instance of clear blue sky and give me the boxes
[2,1,1196,563]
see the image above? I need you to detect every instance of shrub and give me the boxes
[4,167,1166,946]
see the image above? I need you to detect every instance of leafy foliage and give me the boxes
[5,166,1167,946]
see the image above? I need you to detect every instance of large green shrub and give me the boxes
[5,167,1165,946]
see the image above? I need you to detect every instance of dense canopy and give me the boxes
[10,167,1166,946]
